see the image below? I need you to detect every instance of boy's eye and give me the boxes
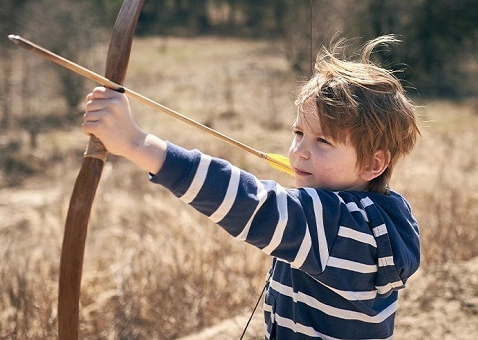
[292,128,303,136]
[317,137,333,146]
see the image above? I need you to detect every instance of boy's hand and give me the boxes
[82,87,167,174]
[83,87,144,157]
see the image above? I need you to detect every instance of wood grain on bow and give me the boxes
[58,1,145,339]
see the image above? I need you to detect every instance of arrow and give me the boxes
[8,34,293,176]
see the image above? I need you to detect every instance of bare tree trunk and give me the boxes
[20,52,39,149]
[1,52,12,129]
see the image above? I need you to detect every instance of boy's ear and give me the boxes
[360,150,390,182]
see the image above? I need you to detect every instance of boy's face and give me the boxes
[288,98,368,191]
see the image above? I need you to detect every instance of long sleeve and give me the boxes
[150,143,341,274]
[151,142,420,340]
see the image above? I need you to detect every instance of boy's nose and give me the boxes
[292,140,310,160]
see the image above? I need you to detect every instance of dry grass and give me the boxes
[393,99,478,264]
[1,36,477,339]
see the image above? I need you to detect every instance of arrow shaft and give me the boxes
[9,35,266,159]
[125,87,264,159]
[9,35,123,92]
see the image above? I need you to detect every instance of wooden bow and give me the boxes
[58,1,145,339]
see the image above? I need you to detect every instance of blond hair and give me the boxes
[296,35,420,193]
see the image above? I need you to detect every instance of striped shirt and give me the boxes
[151,142,420,340]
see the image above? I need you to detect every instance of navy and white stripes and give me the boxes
[151,143,420,340]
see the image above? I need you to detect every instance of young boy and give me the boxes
[82,35,421,340]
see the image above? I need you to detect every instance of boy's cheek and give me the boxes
[287,148,295,165]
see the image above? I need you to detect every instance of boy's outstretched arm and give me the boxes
[82,87,167,174]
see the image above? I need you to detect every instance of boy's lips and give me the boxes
[294,167,312,176]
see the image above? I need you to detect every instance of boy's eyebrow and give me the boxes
[296,114,324,135]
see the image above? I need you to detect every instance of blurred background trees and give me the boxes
[1,0,477,127]
[1,3,478,338]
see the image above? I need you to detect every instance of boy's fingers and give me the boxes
[87,87,125,108]
[85,99,106,114]
[82,111,99,124]
[85,93,119,113]
[82,113,106,136]
[88,86,115,100]
[81,119,95,135]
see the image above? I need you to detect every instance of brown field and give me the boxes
[1,36,477,339]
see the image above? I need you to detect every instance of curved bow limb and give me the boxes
[58,1,145,339]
